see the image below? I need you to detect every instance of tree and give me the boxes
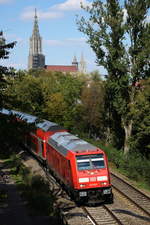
[0,31,16,108]
[77,71,106,138]
[5,74,45,115]
[44,92,67,124]
[42,72,84,128]
[5,71,84,130]
[77,0,150,154]
[130,78,150,157]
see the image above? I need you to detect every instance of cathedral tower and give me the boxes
[72,55,78,69]
[79,52,86,73]
[28,9,45,69]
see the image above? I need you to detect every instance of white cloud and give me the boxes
[38,11,63,19]
[44,39,64,46]
[21,0,91,21]
[52,0,91,11]
[0,0,12,3]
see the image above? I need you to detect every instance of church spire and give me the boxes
[28,9,45,70]
[33,8,39,36]
[80,52,86,73]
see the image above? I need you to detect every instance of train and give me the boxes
[1,108,113,204]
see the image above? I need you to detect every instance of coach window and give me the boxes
[31,140,36,151]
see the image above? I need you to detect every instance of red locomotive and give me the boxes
[1,109,113,204]
[46,131,113,204]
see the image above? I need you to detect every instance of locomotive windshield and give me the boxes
[76,154,105,170]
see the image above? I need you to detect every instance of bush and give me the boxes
[31,175,50,193]
[18,172,55,216]
[28,191,53,215]
[82,137,150,189]
[9,157,56,216]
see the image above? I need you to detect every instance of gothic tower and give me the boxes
[79,52,86,73]
[28,9,45,70]
[72,55,78,69]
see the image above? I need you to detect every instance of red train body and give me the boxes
[1,109,113,204]
[26,121,66,160]
[46,131,113,203]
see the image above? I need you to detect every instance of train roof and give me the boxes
[48,131,98,156]
[0,108,11,115]
[12,110,37,123]
[36,120,65,132]
[0,108,64,132]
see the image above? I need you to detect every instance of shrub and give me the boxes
[82,137,150,189]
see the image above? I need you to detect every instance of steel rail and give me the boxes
[103,205,124,225]
[111,172,150,201]
[82,207,99,225]
[112,185,150,217]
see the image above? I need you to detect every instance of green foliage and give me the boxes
[19,172,55,216]
[77,0,150,154]
[4,74,45,115]
[0,31,16,108]
[0,113,35,157]
[83,136,150,188]
[77,0,126,76]
[75,72,106,139]
[22,175,55,215]
[9,155,56,216]
[5,70,84,129]
[9,154,22,169]
[129,79,150,157]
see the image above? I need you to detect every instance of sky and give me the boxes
[0,0,104,73]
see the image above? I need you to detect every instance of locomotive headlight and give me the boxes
[79,177,89,183]
[97,176,108,181]
[80,184,86,187]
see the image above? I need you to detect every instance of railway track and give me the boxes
[27,153,89,224]
[82,205,124,225]
[43,166,150,225]
[111,172,150,217]
[24,150,150,225]
[26,152,122,225]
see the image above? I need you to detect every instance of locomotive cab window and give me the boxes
[76,154,105,171]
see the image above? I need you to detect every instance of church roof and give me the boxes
[45,65,78,72]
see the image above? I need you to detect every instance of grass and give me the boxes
[4,154,58,217]
[0,153,63,224]
[83,137,150,193]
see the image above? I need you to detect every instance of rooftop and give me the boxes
[45,65,78,73]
